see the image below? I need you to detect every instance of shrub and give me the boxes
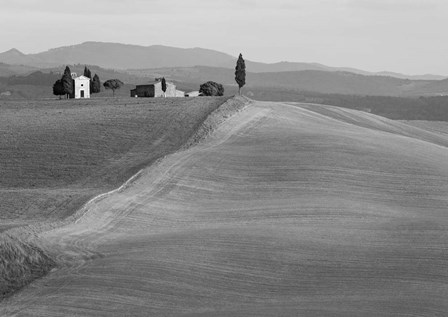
[199,81,224,96]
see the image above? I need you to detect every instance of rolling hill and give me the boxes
[0,62,37,77]
[2,100,448,316]
[0,97,231,233]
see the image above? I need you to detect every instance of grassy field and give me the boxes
[0,96,231,232]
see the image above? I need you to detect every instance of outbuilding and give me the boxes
[185,91,202,97]
[131,80,177,98]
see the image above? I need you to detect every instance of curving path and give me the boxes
[2,101,448,316]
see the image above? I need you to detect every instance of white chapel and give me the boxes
[71,73,90,99]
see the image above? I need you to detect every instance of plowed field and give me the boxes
[2,101,448,316]
[0,97,230,231]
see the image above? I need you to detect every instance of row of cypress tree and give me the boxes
[52,66,101,99]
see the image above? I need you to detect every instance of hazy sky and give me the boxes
[1,0,447,75]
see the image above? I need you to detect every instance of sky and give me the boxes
[1,0,447,75]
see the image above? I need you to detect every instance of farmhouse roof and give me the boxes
[136,81,174,87]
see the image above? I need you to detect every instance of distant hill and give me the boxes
[0,42,237,70]
[0,71,60,86]
[404,78,448,96]
[0,42,445,80]
[375,71,445,81]
[245,62,445,80]
[247,70,424,96]
[0,62,38,77]
[0,48,38,66]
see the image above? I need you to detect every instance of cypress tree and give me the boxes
[92,74,101,94]
[52,79,64,99]
[84,66,93,93]
[161,77,167,97]
[61,66,74,99]
[235,53,246,95]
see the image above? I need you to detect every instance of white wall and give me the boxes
[74,78,90,99]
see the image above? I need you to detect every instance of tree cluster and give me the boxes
[52,66,74,99]
[199,81,224,96]
[84,66,101,94]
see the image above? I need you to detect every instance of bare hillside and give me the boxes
[2,101,448,316]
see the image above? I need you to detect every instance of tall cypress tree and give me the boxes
[161,77,167,97]
[61,66,74,99]
[235,53,246,95]
[92,74,101,94]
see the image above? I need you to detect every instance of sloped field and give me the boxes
[0,96,230,231]
[2,101,448,316]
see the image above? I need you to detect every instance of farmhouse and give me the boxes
[71,73,90,99]
[131,80,177,98]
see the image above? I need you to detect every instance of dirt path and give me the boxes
[2,101,448,316]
